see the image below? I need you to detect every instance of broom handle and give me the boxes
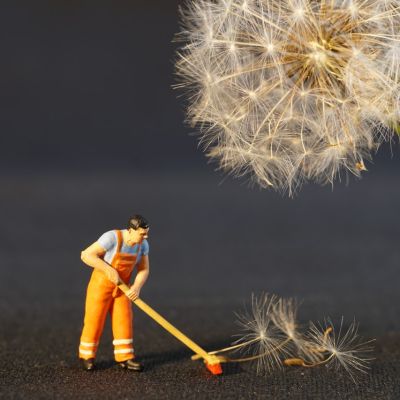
[118,283,215,364]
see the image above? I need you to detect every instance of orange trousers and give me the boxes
[79,271,134,362]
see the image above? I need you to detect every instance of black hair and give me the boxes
[128,214,149,230]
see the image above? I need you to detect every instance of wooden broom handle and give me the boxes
[118,283,219,365]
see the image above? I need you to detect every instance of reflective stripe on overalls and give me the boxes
[79,230,141,362]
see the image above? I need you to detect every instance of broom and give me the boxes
[118,282,223,375]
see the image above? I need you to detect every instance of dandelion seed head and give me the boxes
[176,0,400,194]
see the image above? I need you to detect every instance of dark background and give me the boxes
[0,1,399,399]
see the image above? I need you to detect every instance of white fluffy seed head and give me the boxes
[176,0,400,194]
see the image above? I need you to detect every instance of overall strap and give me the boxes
[115,230,123,253]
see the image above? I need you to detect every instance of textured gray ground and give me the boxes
[1,0,400,398]
[1,168,400,399]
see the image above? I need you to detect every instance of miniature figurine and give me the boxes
[79,214,150,371]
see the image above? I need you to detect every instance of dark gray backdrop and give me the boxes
[1,1,399,399]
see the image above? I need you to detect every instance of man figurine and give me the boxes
[79,214,150,371]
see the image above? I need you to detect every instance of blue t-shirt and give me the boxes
[98,230,149,265]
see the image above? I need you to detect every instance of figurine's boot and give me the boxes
[118,359,144,372]
[80,358,96,371]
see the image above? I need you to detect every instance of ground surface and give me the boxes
[1,168,400,399]
[1,1,400,398]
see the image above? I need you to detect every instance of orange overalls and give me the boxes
[79,230,141,362]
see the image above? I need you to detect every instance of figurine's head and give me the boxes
[126,214,149,245]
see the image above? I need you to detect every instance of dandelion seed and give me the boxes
[195,294,374,382]
[176,0,400,194]
[294,8,305,17]
[233,294,289,372]
[270,297,322,363]
[270,297,299,341]
[266,43,275,53]
[355,161,367,171]
[307,318,375,382]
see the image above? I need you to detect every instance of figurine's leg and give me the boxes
[111,293,134,362]
[79,284,112,360]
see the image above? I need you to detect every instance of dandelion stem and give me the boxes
[223,337,291,363]
[190,337,261,360]
[298,352,335,368]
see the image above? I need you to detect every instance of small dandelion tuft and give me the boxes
[234,294,288,372]
[307,317,375,382]
[270,297,322,363]
[202,294,374,382]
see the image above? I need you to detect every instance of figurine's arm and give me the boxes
[125,255,150,301]
[80,242,120,285]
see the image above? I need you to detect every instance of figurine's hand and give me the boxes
[104,266,120,285]
[126,286,140,301]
